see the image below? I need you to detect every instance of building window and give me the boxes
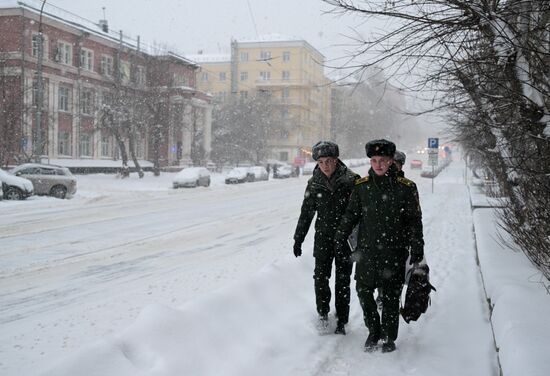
[219,72,226,81]
[101,55,113,77]
[173,73,188,87]
[240,52,249,62]
[279,151,289,161]
[135,134,143,158]
[79,133,92,156]
[58,131,71,156]
[240,90,248,100]
[282,71,290,80]
[31,34,48,59]
[136,66,146,86]
[240,71,248,81]
[56,41,72,65]
[101,136,111,157]
[80,48,94,71]
[201,72,209,81]
[282,87,289,99]
[81,89,94,115]
[120,60,131,84]
[260,71,271,81]
[260,51,271,60]
[58,85,70,112]
[283,51,290,62]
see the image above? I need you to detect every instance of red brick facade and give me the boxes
[0,3,212,168]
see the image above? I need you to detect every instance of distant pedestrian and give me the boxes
[335,139,424,352]
[393,150,406,177]
[295,165,300,177]
[293,141,360,335]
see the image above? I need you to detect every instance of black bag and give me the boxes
[400,264,436,323]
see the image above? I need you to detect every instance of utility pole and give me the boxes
[35,0,47,162]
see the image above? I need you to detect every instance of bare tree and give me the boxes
[323,0,550,278]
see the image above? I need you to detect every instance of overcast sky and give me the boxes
[47,0,385,65]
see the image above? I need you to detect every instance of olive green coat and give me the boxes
[336,165,424,285]
[293,161,359,256]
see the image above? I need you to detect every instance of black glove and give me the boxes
[409,253,423,265]
[293,242,302,257]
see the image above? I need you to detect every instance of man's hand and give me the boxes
[293,242,302,257]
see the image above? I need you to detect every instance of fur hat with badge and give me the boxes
[365,139,396,158]
[312,141,339,161]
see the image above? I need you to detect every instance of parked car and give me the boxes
[11,163,77,199]
[302,162,316,175]
[247,166,269,182]
[173,167,211,188]
[225,167,250,184]
[410,159,423,169]
[0,168,34,200]
[273,165,293,179]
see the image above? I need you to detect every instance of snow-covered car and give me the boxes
[0,168,34,200]
[302,162,316,175]
[247,166,268,182]
[12,163,77,199]
[225,167,250,184]
[420,166,436,178]
[410,159,423,169]
[172,167,211,188]
[273,165,293,179]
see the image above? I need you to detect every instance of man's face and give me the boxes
[370,155,393,176]
[317,157,337,177]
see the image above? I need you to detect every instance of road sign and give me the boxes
[428,138,439,149]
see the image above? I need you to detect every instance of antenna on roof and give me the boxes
[98,7,108,33]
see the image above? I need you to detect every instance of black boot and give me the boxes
[364,333,380,352]
[381,339,396,353]
[334,321,346,335]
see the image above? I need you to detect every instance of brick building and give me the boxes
[0,0,212,169]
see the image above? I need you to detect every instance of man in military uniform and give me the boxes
[293,141,360,335]
[393,150,406,176]
[335,139,424,352]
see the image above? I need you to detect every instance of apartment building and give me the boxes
[192,36,331,165]
[0,0,212,168]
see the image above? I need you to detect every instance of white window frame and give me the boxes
[283,51,290,62]
[79,133,92,156]
[240,52,249,62]
[31,33,48,60]
[58,85,70,112]
[81,89,94,115]
[219,72,226,81]
[260,71,271,81]
[282,71,290,80]
[80,48,94,71]
[101,55,113,77]
[260,51,271,60]
[240,71,248,81]
[58,131,71,156]
[201,72,209,82]
[101,135,111,157]
[136,66,146,86]
[56,41,72,65]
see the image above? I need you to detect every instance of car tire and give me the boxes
[5,187,24,200]
[50,185,67,199]
[205,179,211,187]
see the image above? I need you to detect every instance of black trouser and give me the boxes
[355,253,406,341]
[313,251,353,324]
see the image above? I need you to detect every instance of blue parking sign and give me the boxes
[428,138,439,149]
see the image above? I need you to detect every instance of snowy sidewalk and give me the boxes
[469,184,550,376]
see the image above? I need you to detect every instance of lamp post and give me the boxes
[34,0,47,162]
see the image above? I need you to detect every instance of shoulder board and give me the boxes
[397,176,415,187]
[355,176,369,185]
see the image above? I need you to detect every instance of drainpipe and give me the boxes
[34,0,47,162]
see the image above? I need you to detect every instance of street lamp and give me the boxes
[34,0,47,162]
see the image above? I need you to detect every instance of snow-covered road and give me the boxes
[1,162,499,375]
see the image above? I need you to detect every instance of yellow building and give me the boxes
[191,36,331,165]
